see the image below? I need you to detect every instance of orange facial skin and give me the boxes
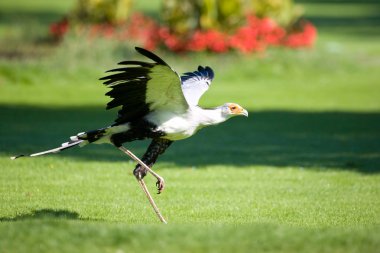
[228,103,244,114]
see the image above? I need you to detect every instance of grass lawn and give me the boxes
[0,0,380,252]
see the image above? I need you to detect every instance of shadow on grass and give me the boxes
[1,105,379,173]
[301,1,380,35]
[0,209,81,222]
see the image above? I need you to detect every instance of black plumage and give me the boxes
[181,66,214,83]
[110,120,165,147]
[102,67,151,113]
[133,138,172,179]
[82,128,107,143]
[100,50,170,124]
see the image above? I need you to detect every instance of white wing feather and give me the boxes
[181,66,214,106]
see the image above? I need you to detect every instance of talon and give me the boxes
[156,178,165,194]
[156,181,161,194]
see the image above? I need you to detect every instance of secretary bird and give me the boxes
[11,47,248,223]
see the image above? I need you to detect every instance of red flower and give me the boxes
[162,33,186,52]
[204,30,229,52]
[50,18,69,39]
[229,26,261,53]
[283,22,317,48]
[186,31,208,51]
[49,12,317,53]
[265,26,286,45]
[127,13,160,50]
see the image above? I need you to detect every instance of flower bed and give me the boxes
[50,13,317,54]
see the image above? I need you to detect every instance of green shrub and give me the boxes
[203,0,245,31]
[71,0,133,24]
[162,0,246,34]
[161,0,303,34]
[251,0,304,27]
[161,0,199,35]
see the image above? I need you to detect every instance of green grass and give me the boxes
[1,0,380,252]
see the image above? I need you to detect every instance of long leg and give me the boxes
[118,146,165,192]
[131,139,173,193]
[119,139,172,192]
[117,146,167,224]
[137,176,167,224]
[116,139,172,224]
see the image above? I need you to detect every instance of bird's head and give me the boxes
[221,103,248,118]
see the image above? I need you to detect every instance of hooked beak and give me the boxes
[240,109,248,117]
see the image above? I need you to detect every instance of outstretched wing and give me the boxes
[100,47,189,124]
[180,66,214,106]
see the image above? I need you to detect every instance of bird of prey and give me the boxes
[12,47,248,223]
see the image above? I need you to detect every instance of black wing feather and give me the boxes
[100,68,150,83]
[181,65,214,83]
[101,47,172,124]
[135,47,169,66]
[117,60,155,67]
[105,81,143,97]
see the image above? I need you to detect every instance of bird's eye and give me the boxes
[231,106,236,110]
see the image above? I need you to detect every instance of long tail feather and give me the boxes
[10,140,83,160]
[10,125,126,160]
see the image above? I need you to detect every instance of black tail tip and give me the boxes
[10,155,25,160]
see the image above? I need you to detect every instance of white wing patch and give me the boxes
[181,66,214,106]
[146,65,189,113]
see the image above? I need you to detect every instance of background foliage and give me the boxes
[252,0,304,27]
[71,0,133,24]
[162,0,303,34]
[54,0,316,53]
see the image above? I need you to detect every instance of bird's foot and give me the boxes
[133,166,147,180]
[134,166,165,194]
[156,176,165,194]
